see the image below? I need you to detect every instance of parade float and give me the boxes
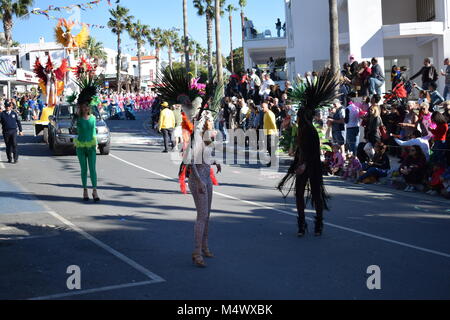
[32,18,89,143]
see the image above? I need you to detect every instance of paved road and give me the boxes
[0,111,449,300]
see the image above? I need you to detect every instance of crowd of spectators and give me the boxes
[219,55,450,199]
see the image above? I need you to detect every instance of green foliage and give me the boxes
[171,62,208,83]
[107,5,133,36]
[275,57,287,67]
[314,124,332,152]
[226,47,244,74]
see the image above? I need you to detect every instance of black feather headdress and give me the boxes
[74,74,102,106]
[277,68,340,210]
[156,67,200,105]
[156,67,221,122]
[289,67,341,121]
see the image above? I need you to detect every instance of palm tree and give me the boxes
[162,29,179,69]
[188,39,203,77]
[225,4,237,74]
[0,0,34,52]
[193,0,225,83]
[128,20,151,91]
[238,0,247,44]
[107,5,134,93]
[215,0,224,87]
[182,0,190,73]
[148,28,164,76]
[329,0,340,74]
[174,35,184,64]
[83,36,108,65]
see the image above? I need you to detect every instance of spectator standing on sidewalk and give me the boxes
[345,98,361,155]
[329,100,346,156]
[158,102,175,153]
[0,101,24,164]
[369,58,385,96]
[440,58,450,100]
[364,95,383,160]
[411,58,439,90]
[263,102,278,167]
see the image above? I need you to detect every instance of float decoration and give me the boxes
[74,57,97,80]
[33,56,69,107]
[55,18,89,52]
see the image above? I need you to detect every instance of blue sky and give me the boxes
[7,0,285,59]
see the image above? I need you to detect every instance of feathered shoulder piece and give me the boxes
[75,74,102,106]
[289,68,340,114]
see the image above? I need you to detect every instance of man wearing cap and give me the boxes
[0,101,24,164]
[158,102,175,153]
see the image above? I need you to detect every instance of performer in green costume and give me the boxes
[73,76,101,202]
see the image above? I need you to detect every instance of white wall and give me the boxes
[288,0,331,76]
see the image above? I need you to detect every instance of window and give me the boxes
[417,0,435,22]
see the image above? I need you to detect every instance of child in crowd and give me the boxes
[322,143,334,176]
[330,144,345,176]
[342,152,363,182]
[426,164,446,196]
[400,146,428,192]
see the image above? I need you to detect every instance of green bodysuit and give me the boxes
[75,115,97,189]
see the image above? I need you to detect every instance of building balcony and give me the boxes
[382,21,445,39]
[243,21,286,42]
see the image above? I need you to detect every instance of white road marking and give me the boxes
[45,210,165,282]
[11,181,166,299]
[29,280,160,300]
[0,143,5,169]
[110,153,450,259]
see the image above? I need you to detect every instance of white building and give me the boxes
[130,55,158,90]
[284,0,450,91]
[0,36,147,96]
[243,17,288,76]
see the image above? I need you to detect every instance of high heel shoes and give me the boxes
[83,190,89,202]
[192,253,206,268]
[297,217,308,237]
[92,192,100,202]
[202,249,214,258]
[314,217,324,237]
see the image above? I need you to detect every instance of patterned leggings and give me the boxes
[188,164,213,255]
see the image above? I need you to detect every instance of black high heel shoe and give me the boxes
[314,217,324,237]
[83,190,89,202]
[297,218,308,237]
[92,192,100,202]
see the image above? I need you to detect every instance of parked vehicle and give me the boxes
[48,103,111,156]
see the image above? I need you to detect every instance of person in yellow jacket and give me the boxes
[158,102,176,153]
[263,102,278,167]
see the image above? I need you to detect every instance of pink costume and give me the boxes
[343,158,363,180]
[331,151,345,170]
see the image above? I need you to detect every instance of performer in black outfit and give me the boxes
[0,101,24,164]
[278,68,340,237]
